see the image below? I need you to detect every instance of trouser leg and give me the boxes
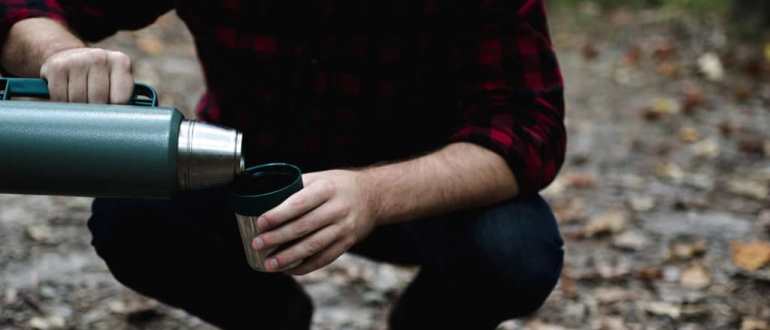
[88,189,313,330]
[351,195,564,329]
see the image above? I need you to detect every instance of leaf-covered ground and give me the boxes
[1,5,769,330]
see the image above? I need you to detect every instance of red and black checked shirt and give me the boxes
[1,0,566,195]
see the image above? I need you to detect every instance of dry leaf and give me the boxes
[645,301,681,319]
[669,240,707,260]
[582,42,599,61]
[678,127,700,143]
[564,173,597,189]
[691,139,720,159]
[682,84,705,113]
[583,210,628,238]
[628,195,656,212]
[680,264,711,289]
[698,52,725,82]
[656,162,684,183]
[643,97,681,120]
[727,179,769,200]
[731,240,770,272]
[613,230,649,251]
[742,318,769,330]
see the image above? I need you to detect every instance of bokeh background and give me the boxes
[1,1,769,329]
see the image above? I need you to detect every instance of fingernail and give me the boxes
[252,237,264,250]
[266,258,278,271]
[256,216,266,230]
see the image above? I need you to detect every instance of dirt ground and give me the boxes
[1,5,769,330]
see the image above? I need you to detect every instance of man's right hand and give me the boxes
[40,48,134,104]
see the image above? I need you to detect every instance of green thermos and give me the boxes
[0,78,244,198]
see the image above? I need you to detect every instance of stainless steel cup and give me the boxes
[230,163,303,271]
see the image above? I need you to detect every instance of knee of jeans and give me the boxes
[471,197,564,315]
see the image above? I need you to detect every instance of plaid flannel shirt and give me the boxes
[1,0,566,195]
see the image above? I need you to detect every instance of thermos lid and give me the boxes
[230,163,303,216]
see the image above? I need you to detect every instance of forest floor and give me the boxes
[1,4,769,330]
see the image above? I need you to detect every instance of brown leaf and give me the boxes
[638,266,663,281]
[582,42,600,61]
[564,173,597,189]
[669,240,707,260]
[553,198,586,223]
[741,318,769,330]
[583,210,628,238]
[731,240,770,272]
[682,84,705,113]
[678,127,700,143]
[739,137,767,156]
[643,97,681,121]
[727,179,769,200]
[680,264,711,289]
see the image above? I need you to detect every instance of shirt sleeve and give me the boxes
[0,0,173,46]
[449,0,566,196]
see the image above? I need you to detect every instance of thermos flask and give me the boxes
[0,78,244,198]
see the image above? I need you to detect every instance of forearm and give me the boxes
[362,142,519,225]
[1,18,84,77]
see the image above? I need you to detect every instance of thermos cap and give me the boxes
[177,120,244,191]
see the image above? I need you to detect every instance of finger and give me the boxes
[41,56,68,102]
[87,57,110,104]
[286,236,352,276]
[257,179,334,232]
[107,51,133,104]
[42,64,68,102]
[302,172,322,187]
[254,200,343,251]
[263,224,341,272]
[67,65,88,103]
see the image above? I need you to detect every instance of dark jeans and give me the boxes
[88,188,563,330]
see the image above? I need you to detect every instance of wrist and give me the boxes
[355,169,386,226]
[3,18,84,76]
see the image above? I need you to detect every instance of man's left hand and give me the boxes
[251,169,378,275]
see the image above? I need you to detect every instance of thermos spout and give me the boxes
[177,120,245,191]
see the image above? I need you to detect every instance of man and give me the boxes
[0,1,566,329]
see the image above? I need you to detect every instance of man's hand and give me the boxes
[1,18,134,104]
[40,48,134,104]
[252,170,378,275]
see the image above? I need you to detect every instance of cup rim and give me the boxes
[231,162,302,199]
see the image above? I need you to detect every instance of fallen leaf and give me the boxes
[656,162,685,183]
[656,61,680,78]
[742,318,769,330]
[643,97,681,121]
[669,240,707,260]
[765,43,770,64]
[653,40,677,62]
[583,210,628,238]
[698,52,725,82]
[28,315,65,330]
[553,198,586,223]
[678,127,700,143]
[680,264,711,289]
[613,230,649,251]
[582,42,600,61]
[739,137,767,156]
[628,195,656,212]
[691,139,720,159]
[623,45,642,67]
[595,287,636,304]
[25,224,54,244]
[564,172,597,189]
[682,84,705,113]
[732,241,770,272]
[645,301,681,319]
[727,179,769,200]
[638,266,663,281]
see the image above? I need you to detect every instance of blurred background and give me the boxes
[1,1,769,329]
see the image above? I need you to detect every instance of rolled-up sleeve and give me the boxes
[0,0,173,46]
[450,0,566,195]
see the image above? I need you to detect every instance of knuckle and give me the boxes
[289,196,305,209]
[108,51,132,69]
